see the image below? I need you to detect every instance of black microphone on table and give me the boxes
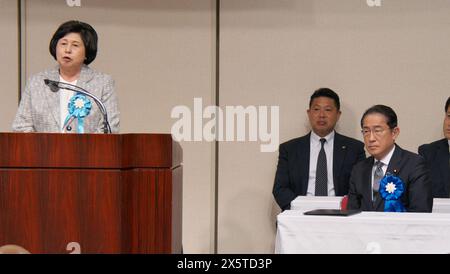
[44,79,111,133]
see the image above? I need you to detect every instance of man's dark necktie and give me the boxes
[372,161,384,201]
[315,138,328,196]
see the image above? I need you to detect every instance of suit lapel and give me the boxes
[333,133,346,194]
[375,145,404,211]
[43,67,61,129]
[77,65,94,91]
[298,134,311,195]
[386,144,403,176]
[437,140,450,195]
[361,158,376,210]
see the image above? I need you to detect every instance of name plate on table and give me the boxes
[303,209,361,216]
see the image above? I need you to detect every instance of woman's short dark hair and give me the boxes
[309,88,340,110]
[360,105,398,129]
[445,97,450,112]
[49,20,98,65]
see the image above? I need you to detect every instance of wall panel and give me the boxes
[0,1,19,131]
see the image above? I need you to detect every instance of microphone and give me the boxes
[44,79,111,133]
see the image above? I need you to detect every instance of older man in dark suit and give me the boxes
[273,88,365,211]
[348,105,433,212]
[418,97,450,198]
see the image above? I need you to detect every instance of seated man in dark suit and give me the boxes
[418,97,450,198]
[348,105,433,212]
[273,88,366,210]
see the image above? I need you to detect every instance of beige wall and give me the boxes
[0,1,19,131]
[6,0,450,253]
[218,0,450,253]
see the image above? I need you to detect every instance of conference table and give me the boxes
[275,197,450,254]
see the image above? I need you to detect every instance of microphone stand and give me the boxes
[44,79,111,133]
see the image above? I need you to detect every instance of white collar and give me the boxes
[375,145,396,166]
[311,130,335,144]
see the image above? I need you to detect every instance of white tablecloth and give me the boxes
[275,210,450,254]
[290,196,450,213]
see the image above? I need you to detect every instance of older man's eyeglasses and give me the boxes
[361,127,389,137]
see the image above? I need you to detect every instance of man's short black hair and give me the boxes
[360,105,398,129]
[49,20,98,65]
[309,88,340,110]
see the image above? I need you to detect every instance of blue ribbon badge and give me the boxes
[64,93,92,133]
[379,174,406,212]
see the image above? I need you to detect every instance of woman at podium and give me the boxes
[12,20,119,133]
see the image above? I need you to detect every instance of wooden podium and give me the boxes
[0,133,182,254]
